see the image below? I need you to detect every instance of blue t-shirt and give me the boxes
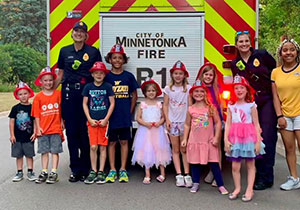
[105,70,139,129]
[82,82,114,120]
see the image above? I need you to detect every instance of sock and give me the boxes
[184,173,190,176]
[42,169,48,173]
[17,170,23,173]
[51,169,57,173]
[28,169,33,173]
[176,173,182,176]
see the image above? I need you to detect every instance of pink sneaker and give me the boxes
[218,186,229,195]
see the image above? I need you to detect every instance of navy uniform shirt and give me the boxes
[57,44,102,84]
[231,48,276,94]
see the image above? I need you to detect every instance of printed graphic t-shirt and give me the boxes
[31,90,62,135]
[82,82,114,120]
[105,70,139,129]
[9,103,34,143]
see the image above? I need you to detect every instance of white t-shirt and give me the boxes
[164,85,191,122]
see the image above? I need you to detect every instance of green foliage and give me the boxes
[0,44,46,87]
[0,83,15,92]
[0,0,47,53]
[259,0,300,58]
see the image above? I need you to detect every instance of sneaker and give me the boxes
[218,186,229,195]
[35,171,48,184]
[184,175,193,188]
[12,172,23,182]
[105,170,117,183]
[119,170,129,183]
[46,172,58,184]
[95,171,106,184]
[175,174,185,187]
[280,176,300,190]
[211,180,218,187]
[27,171,37,181]
[190,183,200,193]
[84,170,97,184]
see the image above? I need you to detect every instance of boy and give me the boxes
[32,67,64,184]
[9,81,36,182]
[82,61,115,184]
[104,44,139,183]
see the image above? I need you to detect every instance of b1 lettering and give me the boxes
[137,67,167,88]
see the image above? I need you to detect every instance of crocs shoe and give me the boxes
[27,171,37,182]
[12,172,23,182]
[95,171,106,184]
[84,170,97,184]
[105,170,117,183]
[119,170,129,183]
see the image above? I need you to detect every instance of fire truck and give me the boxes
[48,0,259,122]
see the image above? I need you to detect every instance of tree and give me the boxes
[259,0,300,58]
[0,44,46,86]
[0,0,47,53]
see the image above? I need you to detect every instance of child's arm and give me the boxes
[163,94,171,131]
[9,118,16,144]
[212,107,222,147]
[153,106,165,128]
[136,105,152,129]
[35,117,43,136]
[99,95,115,127]
[130,90,138,114]
[224,107,232,153]
[272,83,286,129]
[82,96,98,127]
[30,119,36,141]
[181,111,191,147]
[251,105,262,154]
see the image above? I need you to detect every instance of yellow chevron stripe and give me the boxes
[225,0,256,30]
[50,0,82,32]
[92,39,100,49]
[128,0,176,12]
[205,40,232,76]
[50,2,100,67]
[99,0,119,12]
[185,0,205,11]
[205,2,235,44]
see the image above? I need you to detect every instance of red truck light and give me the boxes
[222,90,230,101]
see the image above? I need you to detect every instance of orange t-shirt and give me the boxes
[32,90,62,135]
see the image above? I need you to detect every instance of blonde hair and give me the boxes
[169,73,189,92]
[191,87,215,117]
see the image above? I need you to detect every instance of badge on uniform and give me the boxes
[72,60,81,70]
[83,53,89,61]
[253,58,260,67]
[236,60,245,71]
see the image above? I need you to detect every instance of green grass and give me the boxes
[0,83,15,92]
[0,92,19,112]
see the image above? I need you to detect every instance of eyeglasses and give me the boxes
[236,30,249,35]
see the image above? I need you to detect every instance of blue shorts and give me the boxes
[11,142,35,158]
[108,127,131,142]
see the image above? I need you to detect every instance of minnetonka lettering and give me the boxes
[116,36,187,48]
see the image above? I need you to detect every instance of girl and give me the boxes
[163,60,192,187]
[224,75,265,202]
[196,62,224,186]
[272,37,300,190]
[181,80,228,194]
[132,79,172,184]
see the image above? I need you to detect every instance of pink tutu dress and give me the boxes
[187,105,219,164]
[226,102,265,161]
[132,101,172,169]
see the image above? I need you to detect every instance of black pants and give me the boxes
[255,98,277,184]
[191,163,224,186]
[62,85,91,176]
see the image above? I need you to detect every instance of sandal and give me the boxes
[143,177,151,185]
[242,193,253,202]
[156,175,165,183]
[228,193,239,200]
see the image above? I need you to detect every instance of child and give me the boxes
[9,81,36,182]
[224,75,265,202]
[82,62,115,184]
[196,62,224,186]
[181,80,228,194]
[131,79,172,184]
[163,60,192,187]
[32,67,64,184]
[104,44,139,183]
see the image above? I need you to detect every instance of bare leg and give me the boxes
[108,142,116,171]
[90,145,98,172]
[145,168,151,178]
[99,146,107,172]
[245,160,255,198]
[120,140,128,170]
[159,165,166,177]
[26,157,33,170]
[16,157,23,171]
[294,130,300,153]
[41,153,49,170]
[231,161,242,195]
[280,130,298,178]
[170,135,181,174]
[51,153,59,170]
[180,135,189,174]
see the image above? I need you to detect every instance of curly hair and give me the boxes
[277,35,300,66]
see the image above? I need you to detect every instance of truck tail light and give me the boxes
[222,90,230,101]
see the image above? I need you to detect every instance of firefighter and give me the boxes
[231,31,277,190]
[55,21,102,182]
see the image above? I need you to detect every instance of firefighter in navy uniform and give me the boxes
[55,21,102,182]
[231,31,277,190]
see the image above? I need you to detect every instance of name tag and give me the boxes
[68,56,74,59]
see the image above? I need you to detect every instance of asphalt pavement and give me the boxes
[0,114,299,210]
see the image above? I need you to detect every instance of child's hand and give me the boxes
[224,141,232,153]
[278,117,287,129]
[181,139,187,147]
[36,128,43,137]
[30,133,36,142]
[255,141,261,155]
[211,137,219,147]
[61,120,65,130]
[152,122,160,128]
[145,122,153,129]
[88,119,98,127]
[165,120,171,131]
[10,136,16,144]
[98,119,108,127]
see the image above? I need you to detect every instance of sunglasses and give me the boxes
[236,30,249,35]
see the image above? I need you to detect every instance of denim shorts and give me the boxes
[37,134,63,154]
[11,142,35,158]
[281,115,300,131]
[169,122,184,137]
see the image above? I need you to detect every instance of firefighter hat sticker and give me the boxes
[189,80,207,94]
[140,77,162,97]
[13,81,34,100]
[34,66,57,86]
[170,60,189,77]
